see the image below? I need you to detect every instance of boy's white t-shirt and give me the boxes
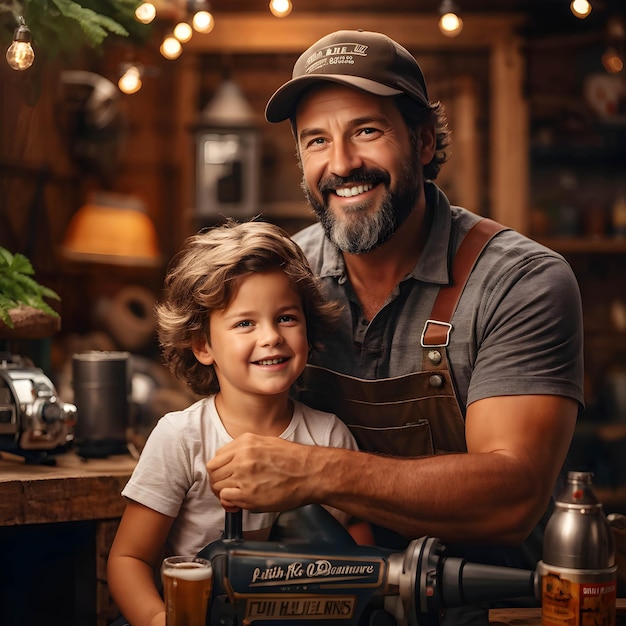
[121,395,358,556]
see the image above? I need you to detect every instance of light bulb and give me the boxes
[174,22,193,43]
[606,16,625,40]
[269,0,292,18]
[438,12,463,37]
[570,0,592,19]
[438,0,463,37]
[118,66,142,94]
[601,48,624,73]
[6,40,34,70]
[135,2,157,24]
[192,10,215,34]
[160,35,183,60]
[6,22,34,71]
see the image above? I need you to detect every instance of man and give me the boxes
[207,28,583,592]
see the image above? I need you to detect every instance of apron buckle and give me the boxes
[421,320,453,348]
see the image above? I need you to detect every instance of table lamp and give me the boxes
[61,191,161,267]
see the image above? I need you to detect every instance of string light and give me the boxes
[269,0,292,18]
[570,0,592,19]
[602,15,625,74]
[438,0,463,38]
[134,2,157,24]
[5,15,35,71]
[192,9,214,33]
[118,64,143,94]
[173,21,193,43]
[157,0,213,60]
[160,35,183,60]
[601,47,623,73]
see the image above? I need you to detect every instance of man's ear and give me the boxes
[192,339,214,365]
[418,124,436,165]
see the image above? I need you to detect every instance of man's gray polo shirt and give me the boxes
[293,182,584,415]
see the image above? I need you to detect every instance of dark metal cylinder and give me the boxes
[72,351,131,457]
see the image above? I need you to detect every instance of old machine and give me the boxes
[198,505,540,626]
[0,352,76,463]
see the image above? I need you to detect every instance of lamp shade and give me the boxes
[201,78,257,128]
[61,192,161,267]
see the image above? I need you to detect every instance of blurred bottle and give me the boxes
[537,471,617,626]
[557,171,581,236]
[612,192,626,237]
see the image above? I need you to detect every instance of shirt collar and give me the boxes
[409,182,451,285]
[317,181,452,286]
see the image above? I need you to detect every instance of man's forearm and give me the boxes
[305,445,545,545]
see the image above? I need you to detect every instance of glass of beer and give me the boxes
[161,555,213,626]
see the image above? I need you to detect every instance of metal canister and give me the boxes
[72,350,131,458]
[537,471,617,626]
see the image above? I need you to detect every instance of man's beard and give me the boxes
[300,153,421,254]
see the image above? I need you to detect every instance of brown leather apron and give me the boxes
[295,218,507,459]
[294,219,544,621]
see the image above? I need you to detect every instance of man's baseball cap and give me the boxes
[265,29,430,123]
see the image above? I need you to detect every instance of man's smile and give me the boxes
[335,183,375,198]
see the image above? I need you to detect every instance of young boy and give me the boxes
[107,220,358,626]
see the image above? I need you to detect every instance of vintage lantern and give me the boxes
[194,77,260,219]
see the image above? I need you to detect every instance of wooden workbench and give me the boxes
[489,601,626,625]
[0,449,136,626]
[1,450,623,626]
[0,450,136,526]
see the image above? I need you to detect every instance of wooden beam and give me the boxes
[184,13,527,54]
[172,53,201,242]
[452,75,481,215]
[489,36,529,233]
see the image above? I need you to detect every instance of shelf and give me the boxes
[184,203,314,222]
[537,237,626,254]
[530,144,626,165]
[260,202,314,220]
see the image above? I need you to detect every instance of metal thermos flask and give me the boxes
[537,471,617,626]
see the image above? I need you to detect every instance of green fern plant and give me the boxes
[0,246,60,329]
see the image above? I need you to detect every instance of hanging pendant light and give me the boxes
[5,16,35,71]
[438,0,463,38]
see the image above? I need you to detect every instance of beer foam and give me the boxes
[164,562,212,581]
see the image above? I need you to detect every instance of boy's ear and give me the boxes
[192,339,214,365]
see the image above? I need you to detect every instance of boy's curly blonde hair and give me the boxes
[156,219,341,396]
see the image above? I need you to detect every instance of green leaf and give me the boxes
[39,285,61,301]
[9,252,35,276]
[0,292,17,309]
[0,247,13,267]
[0,308,15,329]
[51,0,129,46]
[0,246,61,323]
[11,271,46,291]
[0,275,25,303]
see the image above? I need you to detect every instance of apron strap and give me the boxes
[422,218,508,347]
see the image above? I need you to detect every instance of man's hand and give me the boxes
[207,433,317,511]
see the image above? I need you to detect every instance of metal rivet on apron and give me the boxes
[429,374,444,388]
[427,350,442,364]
